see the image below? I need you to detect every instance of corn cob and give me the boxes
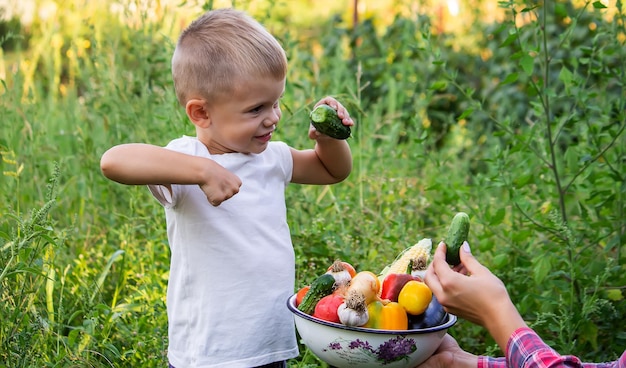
[379,238,433,283]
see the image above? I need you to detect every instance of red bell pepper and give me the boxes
[380,273,421,302]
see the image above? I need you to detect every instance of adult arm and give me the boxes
[504,327,625,368]
[425,241,527,352]
[425,242,626,368]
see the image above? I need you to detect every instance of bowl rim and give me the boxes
[287,294,457,335]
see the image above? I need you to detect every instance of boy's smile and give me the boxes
[202,76,286,155]
[254,129,274,143]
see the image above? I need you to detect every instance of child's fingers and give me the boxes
[314,98,354,125]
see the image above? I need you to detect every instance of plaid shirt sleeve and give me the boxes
[476,327,626,368]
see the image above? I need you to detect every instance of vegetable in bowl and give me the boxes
[287,294,456,368]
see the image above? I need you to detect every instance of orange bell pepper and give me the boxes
[363,300,408,330]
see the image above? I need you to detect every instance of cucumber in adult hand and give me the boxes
[310,104,351,140]
[444,212,470,266]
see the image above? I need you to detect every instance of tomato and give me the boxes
[295,285,310,307]
[313,294,344,323]
[398,280,433,315]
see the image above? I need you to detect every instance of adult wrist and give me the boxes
[484,301,527,352]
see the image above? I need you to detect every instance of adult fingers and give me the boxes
[425,242,453,298]
[457,241,488,276]
[431,242,457,277]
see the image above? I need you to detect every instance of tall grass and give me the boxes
[1,0,624,366]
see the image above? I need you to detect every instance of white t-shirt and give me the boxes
[149,136,299,368]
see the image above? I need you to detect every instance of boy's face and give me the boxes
[204,76,286,155]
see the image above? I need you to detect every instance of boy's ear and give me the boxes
[186,99,210,128]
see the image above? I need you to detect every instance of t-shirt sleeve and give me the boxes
[270,141,294,184]
[146,136,206,208]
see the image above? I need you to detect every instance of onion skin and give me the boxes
[347,271,381,305]
[326,260,357,287]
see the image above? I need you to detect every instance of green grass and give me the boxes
[1,0,625,366]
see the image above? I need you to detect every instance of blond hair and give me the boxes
[171,8,288,106]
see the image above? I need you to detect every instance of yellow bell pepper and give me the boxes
[398,280,432,315]
[363,300,408,330]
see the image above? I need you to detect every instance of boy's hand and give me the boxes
[199,161,242,206]
[309,96,354,140]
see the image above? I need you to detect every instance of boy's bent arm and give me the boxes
[100,143,242,206]
[101,143,208,185]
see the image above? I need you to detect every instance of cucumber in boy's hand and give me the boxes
[310,104,351,140]
[444,212,470,266]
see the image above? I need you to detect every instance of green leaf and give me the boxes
[488,207,506,226]
[500,32,518,48]
[520,54,534,75]
[492,253,509,268]
[533,256,551,284]
[521,5,538,12]
[513,172,533,187]
[429,81,448,90]
[458,107,474,120]
[592,1,607,8]
[500,72,519,85]
[559,66,573,85]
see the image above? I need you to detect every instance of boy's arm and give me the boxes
[100,143,241,206]
[290,138,352,184]
[290,98,353,185]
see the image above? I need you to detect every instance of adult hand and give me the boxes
[415,334,477,368]
[424,241,527,351]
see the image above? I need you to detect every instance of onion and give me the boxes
[325,260,356,287]
[347,271,381,305]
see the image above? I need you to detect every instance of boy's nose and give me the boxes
[265,111,280,126]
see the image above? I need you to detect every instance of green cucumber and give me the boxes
[444,212,470,266]
[297,273,336,315]
[310,104,351,140]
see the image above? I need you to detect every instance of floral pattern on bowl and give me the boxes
[324,336,418,365]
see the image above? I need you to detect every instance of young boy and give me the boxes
[100,8,354,368]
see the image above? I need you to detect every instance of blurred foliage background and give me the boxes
[1,0,624,366]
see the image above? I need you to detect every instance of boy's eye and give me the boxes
[250,105,263,113]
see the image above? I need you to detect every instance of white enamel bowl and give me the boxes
[287,294,457,368]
